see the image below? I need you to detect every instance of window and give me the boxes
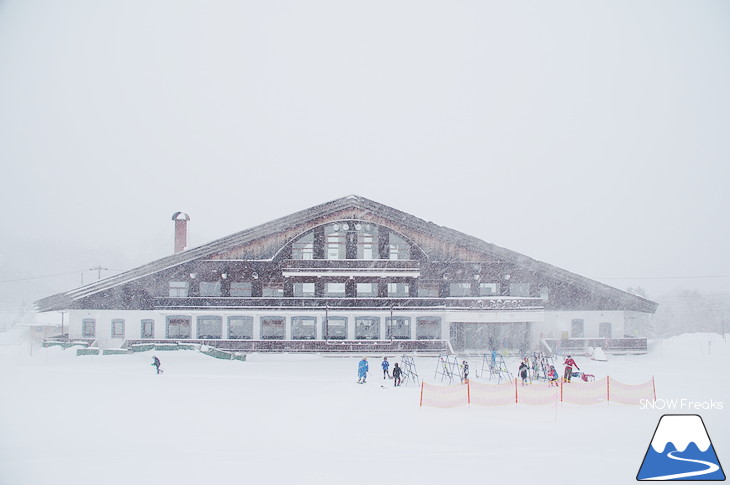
[388,232,411,260]
[449,282,471,297]
[324,316,347,339]
[325,224,346,260]
[292,317,317,339]
[571,319,584,338]
[356,283,378,297]
[387,282,409,297]
[228,316,253,339]
[82,319,96,338]
[141,319,155,339]
[292,232,314,260]
[261,317,285,339]
[325,282,346,297]
[230,282,252,297]
[293,282,315,297]
[169,281,189,297]
[416,317,441,339]
[386,317,411,339]
[111,319,125,338]
[355,317,380,339]
[418,284,440,297]
[479,283,498,296]
[166,316,192,339]
[197,316,222,339]
[262,284,284,297]
[356,224,379,259]
[599,322,612,338]
[509,283,530,297]
[199,281,221,297]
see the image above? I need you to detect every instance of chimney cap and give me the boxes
[172,212,190,221]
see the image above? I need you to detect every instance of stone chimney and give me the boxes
[172,212,190,253]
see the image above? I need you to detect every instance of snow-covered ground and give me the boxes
[0,333,727,485]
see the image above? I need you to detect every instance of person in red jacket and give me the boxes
[563,355,579,383]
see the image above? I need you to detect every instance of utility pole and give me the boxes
[89,266,109,281]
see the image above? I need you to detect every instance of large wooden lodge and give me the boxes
[36,196,657,354]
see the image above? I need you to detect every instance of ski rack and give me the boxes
[482,350,513,384]
[399,355,419,386]
[434,354,461,384]
[528,352,555,381]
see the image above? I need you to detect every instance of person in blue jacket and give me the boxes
[381,357,390,379]
[357,357,369,383]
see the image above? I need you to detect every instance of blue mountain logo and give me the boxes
[637,414,725,481]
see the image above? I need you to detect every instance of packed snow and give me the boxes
[0,333,727,485]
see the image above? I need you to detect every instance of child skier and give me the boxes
[382,357,391,379]
[357,357,369,383]
[392,362,402,387]
[563,355,580,383]
[547,365,559,386]
[151,355,162,374]
[461,360,469,383]
[518,358,529,386]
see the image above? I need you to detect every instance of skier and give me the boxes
[382,357,391,379]
[357,357,369,383]
[518,358,529,386]
[461,360,469,383]
[392,362,402,387]
[151,355,162,374]
[563,355,580,383]
[547,365,559,386]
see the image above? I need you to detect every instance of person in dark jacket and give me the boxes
[518,358,529,386]
[461,361,469,383]
[563,355,580,383]
[392,363,402,387]
[357,357,369,383]
[151,355,162,374]
[382,357,391,379]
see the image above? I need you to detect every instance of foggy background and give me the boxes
[0,1,728,332]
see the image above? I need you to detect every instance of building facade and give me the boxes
[36,196,657,353]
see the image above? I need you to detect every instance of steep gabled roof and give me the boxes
[35,195,657,313]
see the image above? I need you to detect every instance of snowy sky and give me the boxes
[0,1,729,306]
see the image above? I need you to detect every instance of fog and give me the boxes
[1,1,729,313]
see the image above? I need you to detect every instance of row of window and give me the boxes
[169,281,529,298]
[291,223,411,260]
[82,316,443,340]
[571,319,612,338]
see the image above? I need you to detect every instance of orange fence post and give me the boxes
[607,376,610,403]
[652,376,656,401]
[467,380,471,405]
[560,378,563,402]
[419,381,424,407]
[514,378,518,404]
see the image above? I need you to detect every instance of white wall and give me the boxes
[538,311,626,339]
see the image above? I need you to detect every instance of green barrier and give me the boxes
[177,343,196,351]
[131,344,155,353]
[102,349,130,355]
[76,348,100,356]
[154,343,179,351]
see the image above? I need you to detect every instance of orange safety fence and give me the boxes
[469,379,515,406]
[419,376,655,407]
[419,382,469,408]
[607,377,656,405]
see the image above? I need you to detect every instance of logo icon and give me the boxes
[637,414,725,481]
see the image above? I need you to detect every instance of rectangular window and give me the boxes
[356,283,378,297]
[166,316,192,339]
[449,282,471,297]
[199,281,221,297]
[230,282,252,297]
[418,284,440,297]
[324,316,347,340]
[111,319,125,338]
[292,233,314,260]
[509,283,530,297]
[141,319,154,339]
[325,282,346,297]
[228,316,253,339]
[388,233,411,260]
[291,317,317,340]
[355,317,380,340]
[293,282,316,297]
[571,319,584,338]
[197,316,222,339]
[260,316,285,340]
[599,322,612,338]
[479,283,498,296]
[82,319,96,338]
[169,281,189,297]
[386,317,411,339]
[387,282,409,297]
[262,284,284,297]
[416,317,441,339]
[356,225,379,259]
[325,224,346,260]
